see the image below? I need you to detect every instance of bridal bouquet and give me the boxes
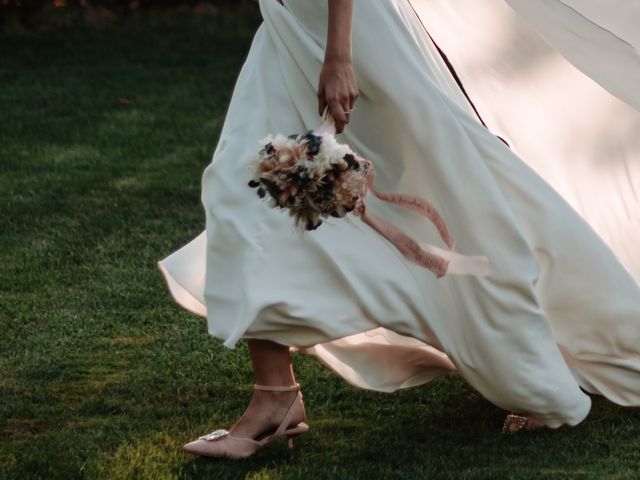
[247,109,489,279]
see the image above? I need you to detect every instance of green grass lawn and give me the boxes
[1,12,639,480]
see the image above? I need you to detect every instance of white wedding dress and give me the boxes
[157,0,640,428]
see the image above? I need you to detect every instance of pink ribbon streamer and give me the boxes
[356,155,489,278]
[355,155,452,277]
[315,115,489,279]
[362,209,451,278]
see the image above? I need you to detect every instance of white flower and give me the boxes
[317,132,352,162]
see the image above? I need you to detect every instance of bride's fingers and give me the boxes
[344,112,351,128]
[345,102,353,118]
[317,89,327,118]
[329,97,347,133]
[349,92,358,112]
[345,91,358,125]
[329,97,347,124]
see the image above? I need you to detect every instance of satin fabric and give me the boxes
[412,0,640,282]
[507,0,640,111]
[157,0,640,427]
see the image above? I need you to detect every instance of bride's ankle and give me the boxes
[250,388,302,408]
[229,388,305,435]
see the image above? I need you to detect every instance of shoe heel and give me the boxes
[286,432,303,449]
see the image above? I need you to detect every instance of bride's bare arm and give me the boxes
[318,0,359,133]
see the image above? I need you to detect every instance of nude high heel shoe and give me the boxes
[182,382,309,459]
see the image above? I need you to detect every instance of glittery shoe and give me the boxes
[502,413,528,434]
[183,382,309,459]
[502,412,545,434]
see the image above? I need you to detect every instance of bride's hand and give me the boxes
[317,58,359,134]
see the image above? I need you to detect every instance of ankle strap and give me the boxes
[253,382,300,391]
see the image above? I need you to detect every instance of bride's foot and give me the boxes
[502,413,546,433]
[227,386,307,439]
[183,384,308,459]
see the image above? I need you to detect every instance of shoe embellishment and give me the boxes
[199,429,230,441]
[502,414,528,434]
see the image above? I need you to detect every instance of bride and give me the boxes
[157,0,640,459]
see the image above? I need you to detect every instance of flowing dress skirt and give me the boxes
[157,0,640,428]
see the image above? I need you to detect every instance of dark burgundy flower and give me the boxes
[260,178,282,199]
[343,153,359,170]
